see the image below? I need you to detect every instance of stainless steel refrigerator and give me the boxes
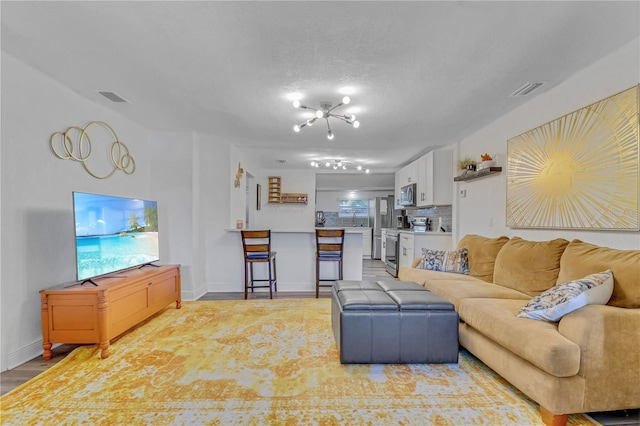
[369,195,394,259]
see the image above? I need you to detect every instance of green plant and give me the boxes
[457,156,476,170]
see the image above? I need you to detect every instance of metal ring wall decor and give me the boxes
[50,121,136,179]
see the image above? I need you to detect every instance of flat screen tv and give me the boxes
[73,192,159,282]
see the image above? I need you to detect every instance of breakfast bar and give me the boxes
[228,228,369,292]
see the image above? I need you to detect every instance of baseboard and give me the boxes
[5,338,45,371]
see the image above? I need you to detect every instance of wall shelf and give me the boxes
[267,176,308,204]
[454,167,502,182]
[280,193,308,204]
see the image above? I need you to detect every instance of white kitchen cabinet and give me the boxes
[413,233,453,253]
[417,149,453,207]
[394,169,403,209]
[399,233,415,268]
[397,231,453,269]
[394,159,420,209]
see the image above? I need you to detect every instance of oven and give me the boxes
[384,231,399,277]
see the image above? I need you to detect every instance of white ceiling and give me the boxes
[2,1,639,178]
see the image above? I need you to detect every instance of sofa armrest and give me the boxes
[558,305,640,409]
[411,257,422,269]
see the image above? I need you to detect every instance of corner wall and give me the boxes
[454,37,640,250]
[0,52,152,370]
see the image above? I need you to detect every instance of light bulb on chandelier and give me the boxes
[309,159,370,173]
[291,95,361,140]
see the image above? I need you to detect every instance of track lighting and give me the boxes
[310,159,369,173]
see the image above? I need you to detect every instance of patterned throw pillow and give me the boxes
[517,270,614,322]
[417,248,469,274]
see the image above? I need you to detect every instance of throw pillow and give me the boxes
[517,270,614,322]
[557,240,640,309]
[417,248,469,274]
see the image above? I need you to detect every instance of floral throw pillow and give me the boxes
[417,248,469,274]
[517,270,614,322]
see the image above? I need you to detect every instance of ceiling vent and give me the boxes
[508,82,544,98]
[276,159,288,164]
[99,91,129,103]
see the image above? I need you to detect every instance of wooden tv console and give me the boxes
[40,264,181,360]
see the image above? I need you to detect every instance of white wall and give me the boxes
[0,52,152,370]
[254,170,316,229]
[148,131,197,299]
[454,37,640,250]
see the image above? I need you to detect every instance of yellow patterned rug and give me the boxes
[2,299,597,425]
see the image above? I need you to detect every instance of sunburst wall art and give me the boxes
[506,85,639,230]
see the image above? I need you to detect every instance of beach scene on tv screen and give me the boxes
[74,193,159,281]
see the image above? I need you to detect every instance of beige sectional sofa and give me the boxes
[398,234,640,426]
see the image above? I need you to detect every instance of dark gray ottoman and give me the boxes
[331,280,459,364]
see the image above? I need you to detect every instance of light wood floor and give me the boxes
[2,259,638,425]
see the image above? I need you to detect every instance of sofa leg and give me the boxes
[540,406,569,426]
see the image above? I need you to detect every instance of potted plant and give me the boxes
[478,153,495,170]
[456,156,476,175]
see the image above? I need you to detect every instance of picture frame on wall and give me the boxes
[506,85,639,231]
[257,184,261,211]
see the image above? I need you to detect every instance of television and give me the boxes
[73,192,160,283]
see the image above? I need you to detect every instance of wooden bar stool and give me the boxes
[315,229,345,298]
[241,230,277,299]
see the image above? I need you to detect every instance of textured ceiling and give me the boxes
[2,1,639,177]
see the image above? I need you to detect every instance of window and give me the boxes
[338,199,369,218]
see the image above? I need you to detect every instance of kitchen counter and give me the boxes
[226,227,372,233]
[226,228,366,292]
[382,228,451,235]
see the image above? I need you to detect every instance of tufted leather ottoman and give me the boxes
[331,280,459,364]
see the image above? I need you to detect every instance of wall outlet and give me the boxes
[460,189,467,198]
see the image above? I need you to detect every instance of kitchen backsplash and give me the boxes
[318,205,452,230]
[405,206,453,232]
[322,212,370,227]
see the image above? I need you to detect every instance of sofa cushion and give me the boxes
[456,234,509,282]
[557,240,640,309]
[517,270,614,321]
[417,248,469,274]
[493,237,569,296]
[422,275,530,310]
[399,267,480,287]
[458,298,581,377]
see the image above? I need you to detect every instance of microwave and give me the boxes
[400,183,416,207]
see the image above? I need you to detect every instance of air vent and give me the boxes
[276,159,288,164]
[508,82,544,98]
[99,91,129,103]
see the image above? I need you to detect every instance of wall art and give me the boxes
[506,85,639,230]
[50,121,135,179]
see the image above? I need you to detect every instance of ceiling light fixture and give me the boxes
[292,96,360,140]
[309,159,369,173]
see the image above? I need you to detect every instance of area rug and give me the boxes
[1,299,597,425]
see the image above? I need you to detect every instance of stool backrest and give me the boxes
[316,229,345,258]
[241,230,271,260]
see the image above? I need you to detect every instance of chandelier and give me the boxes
[310,159,369,173]
[292,96,360,140]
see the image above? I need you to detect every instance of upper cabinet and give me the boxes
[394,161,419,209]
[417,150,452,207]
[395,149,453,209]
